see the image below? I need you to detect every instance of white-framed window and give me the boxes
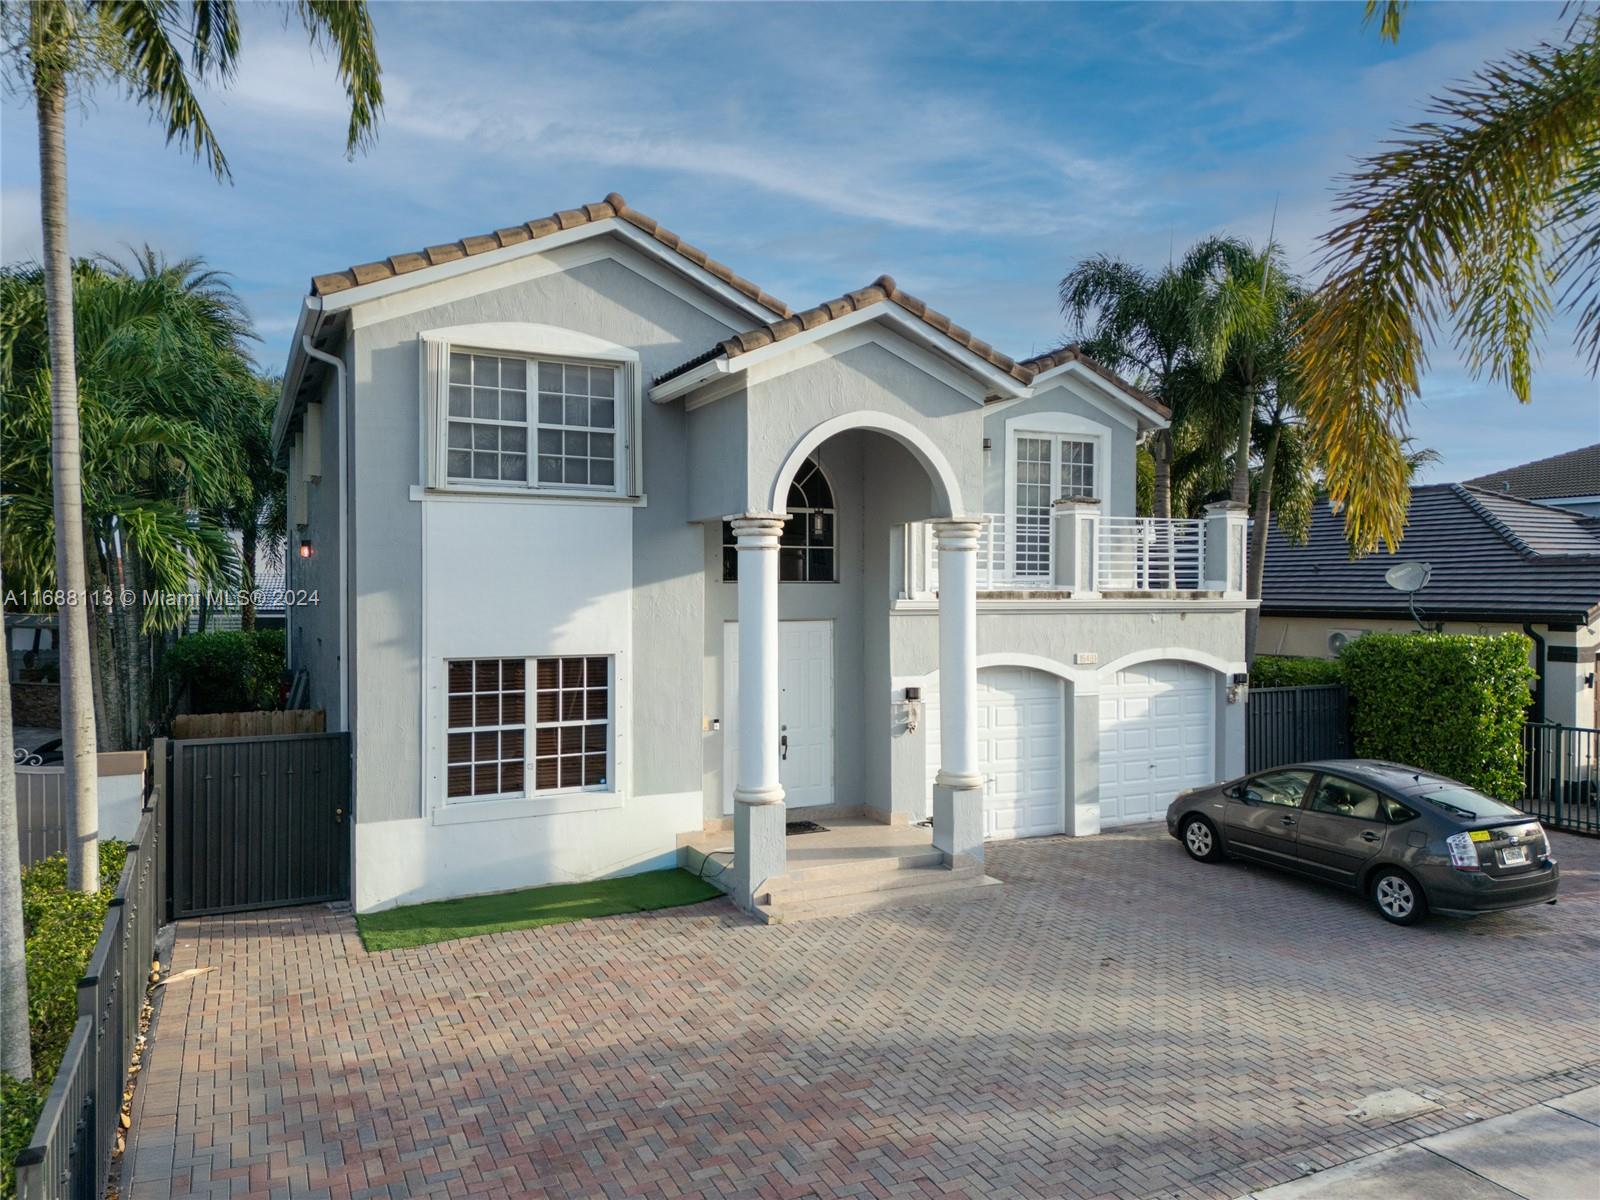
[425,327,637,498]
[1011,432,1098,578]
[444,654,614,802]
[532,656,612,791]
[446,658,527,801]
[721,457,837,582]
[447,350,619,490]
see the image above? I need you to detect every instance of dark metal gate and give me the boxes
[168,732,351,918]
[1522,722,1600,835]
[1247,684,1351,772]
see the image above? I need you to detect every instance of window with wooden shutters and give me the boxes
[446,659,527,800]
[533,656,611,791]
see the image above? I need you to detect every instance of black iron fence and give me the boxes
[1247,684,1351,772]
[13,785,166,1200]
[1522,722,1600,835]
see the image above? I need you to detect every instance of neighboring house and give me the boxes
[273,193,1250,914]
[1466,443,1600,517]
[1259,483,1600,728]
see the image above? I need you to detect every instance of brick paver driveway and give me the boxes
[125,827,1600,1200]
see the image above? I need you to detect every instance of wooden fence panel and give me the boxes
[170,709,324,740]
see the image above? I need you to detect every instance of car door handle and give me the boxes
[1361,831,1380,843]
[1279,815,1296,826]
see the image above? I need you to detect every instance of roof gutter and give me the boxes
[271,294,325,456]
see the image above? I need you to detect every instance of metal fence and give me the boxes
[169,732,350,917]
[14,767,68,866]
[1522,722,1600,835]
[1247,684,1351,772]
[14,785,166,1200]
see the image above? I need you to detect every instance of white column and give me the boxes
[730,514,787,910]
[934,519,984,790]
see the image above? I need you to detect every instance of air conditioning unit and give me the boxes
[1328,629,1369,655]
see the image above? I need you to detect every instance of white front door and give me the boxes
[926,667,1065,839]
[724,620,834,812]
[1098,660,1215,826]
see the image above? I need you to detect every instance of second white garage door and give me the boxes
[928,667,1064,840]
[1098,661,1215,826]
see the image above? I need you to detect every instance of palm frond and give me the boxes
[101,0,231,179]
[293,0,383,156]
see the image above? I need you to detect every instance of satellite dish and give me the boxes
[1385,561,1432,593]
[1385,561,1432,630]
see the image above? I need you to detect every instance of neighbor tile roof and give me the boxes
[1465,443,1600,502]
[308,193,793,317]
[655,275,1033,386]
[1260,483,1600,624]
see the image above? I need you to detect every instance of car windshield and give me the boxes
[1418,786,1524,821]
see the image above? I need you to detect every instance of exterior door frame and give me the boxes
[723,619,835,813]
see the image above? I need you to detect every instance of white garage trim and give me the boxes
[1097,646,1245,681]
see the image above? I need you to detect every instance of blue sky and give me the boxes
[2,1,1594,481]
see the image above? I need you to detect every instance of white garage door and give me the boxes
[1098,661,1215,826]
[928,667,1064,840]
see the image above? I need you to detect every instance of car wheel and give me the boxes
[1371,868,1428,926]
[1181,816,1226,863]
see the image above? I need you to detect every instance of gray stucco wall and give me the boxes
[286,335,349,728]
[344,248,746,823]
[740,342,986,518]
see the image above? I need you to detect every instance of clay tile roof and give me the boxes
[655,274,1034,386]
[1465,443,1600,503]
[1018,344,1170,418]
[308,193,793,317]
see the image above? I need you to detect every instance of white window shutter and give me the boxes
[421,337,447,487]
[623,359,640,496]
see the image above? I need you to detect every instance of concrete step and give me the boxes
[762,859,985,904]
[756,872,1003,924]
[763,848,946,891]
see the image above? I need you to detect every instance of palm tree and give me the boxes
[0,564,32,1085]
[1059,252,1212,519]
[0,0,382,891]
[1,259,264,749]
[1296,5,1600,553]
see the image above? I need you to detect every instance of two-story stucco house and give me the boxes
[273,193,1252,919]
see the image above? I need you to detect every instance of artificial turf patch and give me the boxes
[356,868,721,951]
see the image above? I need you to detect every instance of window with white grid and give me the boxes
[443,350,622,492]
[536,362,617,488]
[447,353,529,484]
[533,656,611,792]
[446,659,526,800]
[1060,439,1095,497]
[1013,436,1054,577]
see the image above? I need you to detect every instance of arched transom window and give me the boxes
[722,457,837,583]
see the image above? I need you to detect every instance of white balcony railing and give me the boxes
[1096,515,1206,591]
[916,510,1235,596]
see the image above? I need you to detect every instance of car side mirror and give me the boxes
[1225,783,1245,800]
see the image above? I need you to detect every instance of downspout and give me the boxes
[1524,623,1546,725]
[302,335,350,731]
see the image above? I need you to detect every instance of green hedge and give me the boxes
[2,840,128,1199]
[1250,655,1344,688]
[1338,632,1534,801]
[161,628,284,713]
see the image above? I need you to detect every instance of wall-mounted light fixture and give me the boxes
[298,539,314,559]
[1227,671,1249,705]
[811,511,827,539]
[901,685,923,734]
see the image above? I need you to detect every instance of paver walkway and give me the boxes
[124,826,1600,1200]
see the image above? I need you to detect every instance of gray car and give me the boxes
[1165,759,1560,925]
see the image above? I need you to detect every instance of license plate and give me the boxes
[1500,845,1529,867]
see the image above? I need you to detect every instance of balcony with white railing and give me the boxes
[913,503,1247,599]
